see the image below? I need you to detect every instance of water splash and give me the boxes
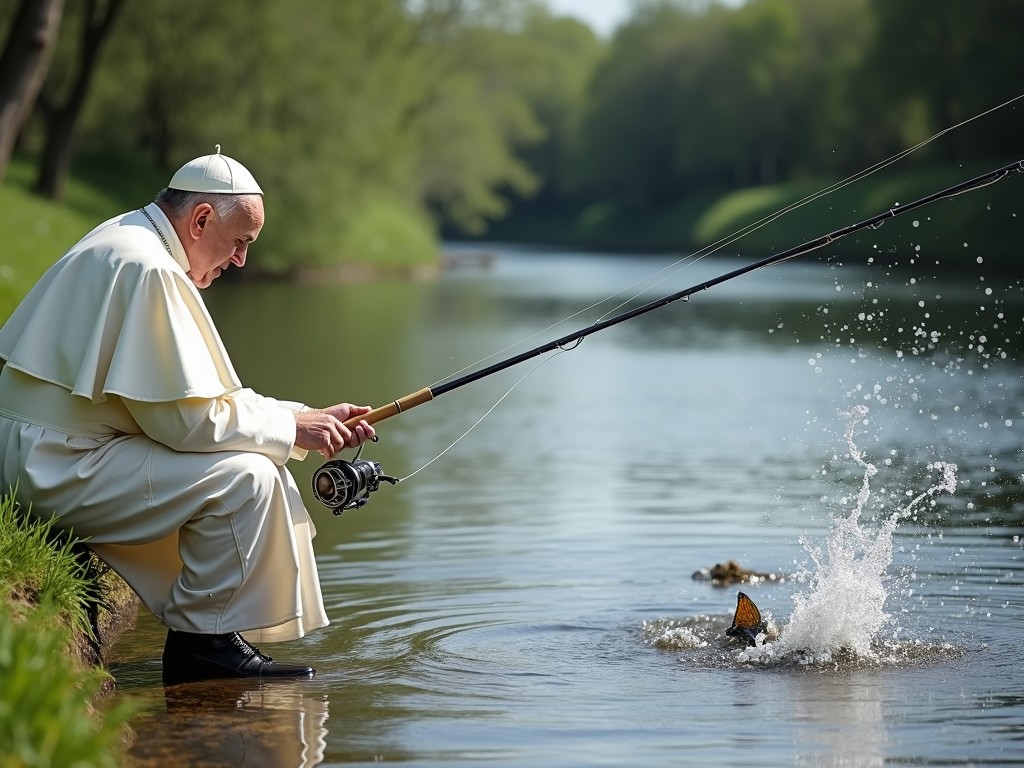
[645,408,961,668]
[742,406,957,665]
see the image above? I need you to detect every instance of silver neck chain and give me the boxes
[139,207,173,257]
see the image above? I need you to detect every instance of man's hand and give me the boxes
[294,404,376,460]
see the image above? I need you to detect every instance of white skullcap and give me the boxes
[168,145,263,194]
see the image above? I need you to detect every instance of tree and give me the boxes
[574,2,731,207]
[0,0,64,183]
[715,0,803,186]
[88,0,247,171]
[411,9,546,231]
[78,0,545,267]
[564,0,876,210]
[34,0,124,200]
[495,7,603,209]
[864,0,1024,164]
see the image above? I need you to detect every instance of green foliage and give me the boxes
[59,0,549,269]
[865,0,1024,163]
[438,5,603,212]
[0,602,135,768]
[576,2,712,206]
[576,0,875,206]
[412,61,540,233]
[340,194,439,269]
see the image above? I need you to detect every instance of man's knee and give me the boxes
[219,453,284,509]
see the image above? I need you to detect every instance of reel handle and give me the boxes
[343,387,434,428]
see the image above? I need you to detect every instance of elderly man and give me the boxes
[0,148,374,683]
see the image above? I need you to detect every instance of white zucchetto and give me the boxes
[168,145,263,195]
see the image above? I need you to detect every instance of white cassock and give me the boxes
[0,203,328,643]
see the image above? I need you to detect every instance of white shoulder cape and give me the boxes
[0,204,242,403]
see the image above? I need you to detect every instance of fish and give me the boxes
[725,591,767,646]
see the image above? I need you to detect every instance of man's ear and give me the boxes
[189,203,215,241]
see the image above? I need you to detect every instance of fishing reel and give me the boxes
[311,443,399,514]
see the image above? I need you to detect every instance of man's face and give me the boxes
[186,196,265,289]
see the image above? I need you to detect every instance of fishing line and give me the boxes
[313,349,570,512]
[403,350,566,481]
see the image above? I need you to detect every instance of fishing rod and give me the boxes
[312,159,1024,513]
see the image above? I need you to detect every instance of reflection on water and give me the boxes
[125,681,328,768]
[110,244,1023,767]
[790,672,887,768]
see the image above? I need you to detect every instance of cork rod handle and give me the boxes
[342,387,434,429]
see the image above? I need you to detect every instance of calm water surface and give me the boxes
[111,243,1024,767]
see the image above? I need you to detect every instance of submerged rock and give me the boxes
[691,559,784,586]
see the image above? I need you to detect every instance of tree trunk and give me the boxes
[35,0,124,200]
[35,108,77,199]
[0,0,65,183]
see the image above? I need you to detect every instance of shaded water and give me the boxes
[110,243,1023,766]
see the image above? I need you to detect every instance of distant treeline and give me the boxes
[3,0,1022,270]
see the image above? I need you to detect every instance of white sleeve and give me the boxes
[124,388,309,465]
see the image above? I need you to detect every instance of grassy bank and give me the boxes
[0,494,137,766]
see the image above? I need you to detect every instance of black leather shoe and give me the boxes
[162,629,315,684]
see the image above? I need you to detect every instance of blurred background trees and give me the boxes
[0,0,1021,272]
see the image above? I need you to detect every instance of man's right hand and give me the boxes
[294,404,375,460]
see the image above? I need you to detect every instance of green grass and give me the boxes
[0,601,136,768]
[0,493,95,636]
[693,179,826,246]
[0,163,100,318]
[0,602,134,768]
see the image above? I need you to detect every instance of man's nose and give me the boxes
[231,247,247,267]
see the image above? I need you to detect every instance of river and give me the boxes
[110,242,1023,767]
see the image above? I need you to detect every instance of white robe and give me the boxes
[0,204,328,643]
